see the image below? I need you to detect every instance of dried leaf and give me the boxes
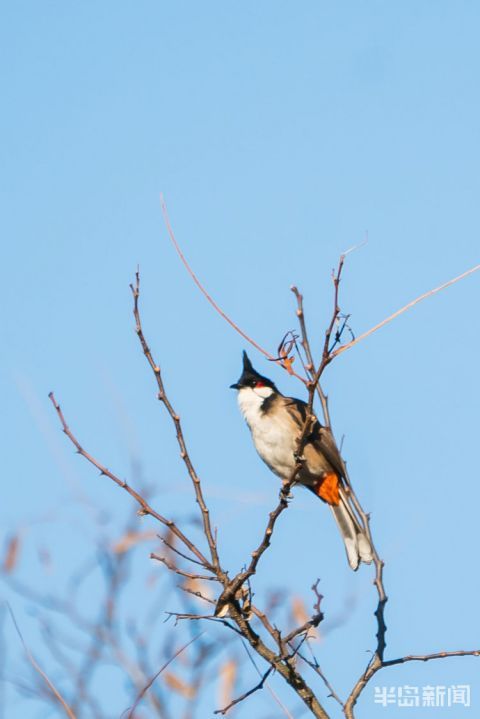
[113,530,156,554]
[291,596,308,626]
[281,356,295,374]
[183,577,214,602]
[163,671,196,699]
[3,534,21,574]
[291,596,320,641]
[218,659,237,708]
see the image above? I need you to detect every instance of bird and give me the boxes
[230,351,373,570]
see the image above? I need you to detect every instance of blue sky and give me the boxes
[1,2,480,717]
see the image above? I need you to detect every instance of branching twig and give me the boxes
[343,648,480,719]
[291,286,331,427]
[214,666,274,715]
[333,262,480,359]
[130,272,222,574]
[157,532,206,568]
[293,647,344,708]
[48,392,210,568]
[162,197,480,386]
[284,581,324,645]
[240,640,295,719]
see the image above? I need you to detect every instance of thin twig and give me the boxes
[161,196,271,360]
[333,262,480,359]
[126,633,203,719]
[250,605,284,650]
[162,197,480,386]
[383,648,480,667]
[157,533,206,568]
[160,196,308,385]
[7,604,77,719]
[130,272,222,574]
[214,666,274,715]
[284,580,324,647]
[165,612,244,636]
[343,648,480,719]
[293,647,344,708]
[48,392,209,568]
[291,286,331,427]
[178,585,216,605]
[150,553,215,582]
[240,640,295,719]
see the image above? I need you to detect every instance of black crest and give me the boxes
[230,351,277,391]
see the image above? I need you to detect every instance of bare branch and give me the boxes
[383,648,480,667]
[239,639,295,719]
[224,603,330,718]
[126,633,203,719]
[214,666,273,715]
[150,553,216,581]
[7,604,77,719]
[283,581,324,645]
[344,648,480,719]
[178,584,216,605]
[292,647,344,708]
[157,532,206,567]
[48,392,210,568]
[130,271,223,574]
[291,286,331,426]
[333,262,480,359]
[250,605,284,649]
[160,196,308,385]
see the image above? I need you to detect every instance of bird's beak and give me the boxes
[230,383,241,390]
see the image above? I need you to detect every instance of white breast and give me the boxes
[237,388,297,480]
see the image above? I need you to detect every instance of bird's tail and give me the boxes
[330,486,373,571]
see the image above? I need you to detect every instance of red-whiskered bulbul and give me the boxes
[231,351,373,570]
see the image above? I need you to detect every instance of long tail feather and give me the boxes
[330,487,373,570]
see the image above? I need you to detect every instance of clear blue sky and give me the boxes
[1,2,479,717]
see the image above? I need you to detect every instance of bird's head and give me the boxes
[230,351,278,399]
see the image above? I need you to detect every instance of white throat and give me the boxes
[237,386,273,427]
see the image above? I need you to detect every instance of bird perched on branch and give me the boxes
[231,351,373,570]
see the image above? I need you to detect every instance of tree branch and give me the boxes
[214,666,274,715]
[127,634,203,719]
[150,553,216,582]
[130,271,223,574]
[383,648,480,667]
[160,196,308,385]
[333,262,480,359]
[48,392,210,568]
[8,604,77,719]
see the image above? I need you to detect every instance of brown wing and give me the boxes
[284,397,345,480]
